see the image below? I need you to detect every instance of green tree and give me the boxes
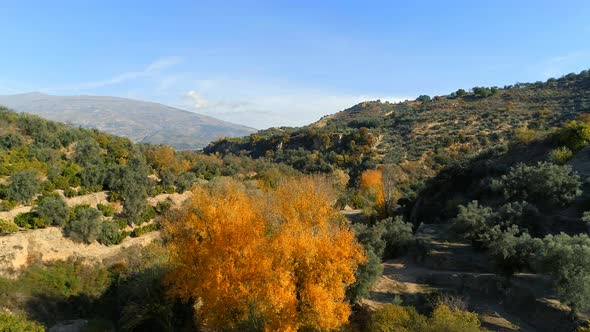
[488,228,542,281]
[492,162,581,206]
[416,95,431,103]
[35,196,69,226]
[110,156,150,223]
[74,138,105,187]
[7,169,41,204]
[453,201,494,243]
[65,206,102,243]
[540,233,590,320]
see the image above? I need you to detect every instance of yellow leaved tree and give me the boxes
[164,177,365,331]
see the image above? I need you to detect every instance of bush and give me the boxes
[155,201,172,214]
[488,228,543,280]
[0,219,19,234]
[416,95,431,103]
[492,162,581,206]
[540,233,590,319]
[97,203,115,217]
[558,120,590,151]
[175,172,197,192]
[514,127,539,144]
[6,169,41,204]
[35,196,69,226]
[65,206,102,243]
[0,199,18,211]
[130,223,160,238]
[368,304,483,332]
[368,304,426,332]
[14,211,45,229]
[98,221,127,245]
[549,146,574,165]
[453,201,493,243]
[379,216,414,259]
[0,313,45,332]
[64,187,77,198]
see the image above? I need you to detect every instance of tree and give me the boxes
[472,87,491,98]
[6,169,41,204]
[35,196,69,226]
[488,228,542,281]
[360,169,385,209]
[164,177,365,331]
[453,201,494,243]
[380,216,414,259]
[65,206,102,243]
[416,95,431,103]
[540,233,590,320]
[74,138,105,187]
[109,155,150,223]
[454,89,468,98]
[492,162,581,206]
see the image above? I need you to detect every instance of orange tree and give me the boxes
[164,177,365,331]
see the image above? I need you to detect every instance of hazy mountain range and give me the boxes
[0,92,256,149]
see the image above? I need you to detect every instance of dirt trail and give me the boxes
[363,257,539,332]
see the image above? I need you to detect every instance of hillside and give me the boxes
[206,69,590,193]
[0,92,256,149]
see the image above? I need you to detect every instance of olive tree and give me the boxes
[35,196,69,226]
[540,233,590,320]
[6,169,41,204]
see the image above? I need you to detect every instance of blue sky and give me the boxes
[0,0,589,129]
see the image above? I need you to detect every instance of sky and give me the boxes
[0,0,589,129]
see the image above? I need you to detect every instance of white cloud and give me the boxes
[42,56,183,92]
[180,84,410,129]
[185,91,209,109]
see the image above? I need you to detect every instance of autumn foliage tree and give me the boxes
[164,177,365,331]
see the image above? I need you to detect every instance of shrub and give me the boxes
[549,146,574,165]
[0,313,45,332]
[130,223,160,238]
[155,201,172,214]
[14,211,45,229]
[416,95,431,103]
[64,187,77,198]
[368,304,426,332]
[35,196,69,226]
[558,120,590,151]
[175,172,197,192]
[492,162,581,206]
[0,219,19,234]
[514,127,538,144]
[488,228,543,280]
[96,203,115,217]
[379,216,414,259]
[65,206,102,243]
[368,304,483,332]
[540,233,590,319]
[0,199,18,211]
[98,221,127,245]
[429,304,482,331]
[453,201,493,243]
[6,169,41,204]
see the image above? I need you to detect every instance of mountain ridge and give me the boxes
[0,92,256,149]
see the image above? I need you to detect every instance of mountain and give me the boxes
[0,92,256,149]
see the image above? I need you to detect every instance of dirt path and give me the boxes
[363,258,541,332]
